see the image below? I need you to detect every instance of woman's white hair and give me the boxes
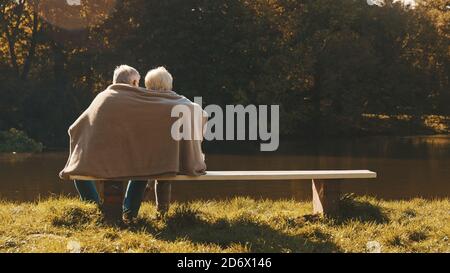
[145,66,173,91]
[113,65,141,85]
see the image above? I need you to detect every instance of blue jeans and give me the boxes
[74,180,148,218]
[74,180,172,218]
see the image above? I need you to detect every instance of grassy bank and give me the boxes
[0,196,449,253]
[361,114,449,135]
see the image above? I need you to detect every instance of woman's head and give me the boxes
[145,66,173,91]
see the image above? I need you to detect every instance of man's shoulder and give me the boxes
[94,84,139,99]
[91,89,115,103]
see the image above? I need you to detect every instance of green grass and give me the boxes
[0,195,449,253]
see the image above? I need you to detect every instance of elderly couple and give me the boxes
[59,65,207,223]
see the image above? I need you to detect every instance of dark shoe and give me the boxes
[122,212,137,225]
[154,210,169,221]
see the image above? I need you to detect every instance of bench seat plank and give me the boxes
[71,170,376,181]
[154,170,376,181]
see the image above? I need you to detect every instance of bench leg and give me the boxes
[312,179,341,216]
[102,181,124,223]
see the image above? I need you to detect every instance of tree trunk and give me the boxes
[5,30,20,76]
[21,5,39,81]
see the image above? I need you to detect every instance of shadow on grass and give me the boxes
[51,206,103,229]
[131,206,342,253]
[47,197,386,252]
[334,194,389,225]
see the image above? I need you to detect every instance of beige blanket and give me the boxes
[59,84,207,180]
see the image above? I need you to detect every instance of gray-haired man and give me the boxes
[73,65,171,223]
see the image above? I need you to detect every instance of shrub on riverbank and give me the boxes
[0,128,43,153]
[0,196,448,253]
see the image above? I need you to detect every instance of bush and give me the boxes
[0,128,43,153]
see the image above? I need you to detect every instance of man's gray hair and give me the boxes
[113,65,141,85]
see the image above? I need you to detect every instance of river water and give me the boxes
[0,135,448,202]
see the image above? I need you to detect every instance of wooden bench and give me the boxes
[78,170,376,221]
